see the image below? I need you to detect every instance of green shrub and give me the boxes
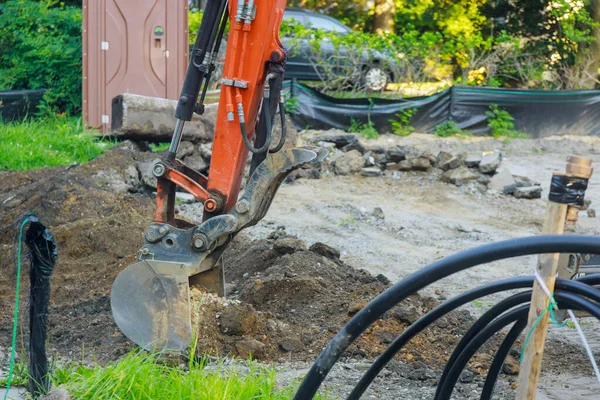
[189,10,204,45]
[0,0,82,115]
[485,104,527,138]
[434,121,464,138]
[389,108,417,136]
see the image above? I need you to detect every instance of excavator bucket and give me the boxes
[111,148,324,351]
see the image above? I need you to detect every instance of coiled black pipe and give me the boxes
[438,291,600,399]
[293,235,600,399]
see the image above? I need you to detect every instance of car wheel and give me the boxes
[362,65,388,91]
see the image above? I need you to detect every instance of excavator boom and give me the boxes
[110,0,325,351]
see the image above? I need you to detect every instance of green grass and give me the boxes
[150,142,171,152]
[0,117,115,171]
[2,351,329,400]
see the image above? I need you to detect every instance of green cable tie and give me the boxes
[520,294,566,365]
[4,217,30,400]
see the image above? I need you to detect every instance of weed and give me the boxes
[284,96,300,114]
[0,116,115,171]
[150,143,171,152]
[485,104,528,139]
[4,350,329,399]
[339,215,357,225]
[389,108,417,136]
[434,121,464,138]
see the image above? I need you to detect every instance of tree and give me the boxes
[373,0,395,34]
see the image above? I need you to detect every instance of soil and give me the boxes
[1,134,599,399]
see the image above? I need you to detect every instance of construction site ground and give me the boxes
[1,133,600,399]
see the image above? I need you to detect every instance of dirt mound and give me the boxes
[0,144,507,374]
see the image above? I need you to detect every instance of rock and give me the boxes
[220,304,257,336]
[313,133,358,148]
[375,330,396,345]
[372,207,385,220]
[410,157,431,171]
[348,302,366,315]
[309,242,341,260]
[376,273,390,285]
[138,158,162,188]
[289,169,321,181]
[459,369,474,383]
[588,208,596,218]
[387,145,409,163]
[479,152,502,174]
[185,155,208,172]
[441,167,480,186]
[513,186,542,199]
[364,153,376,167]
[361,167,382,177]
[464,153,482,168]
[235,338,265,358]
[39,388,71,400]
[342,141,366,154]
[279,337,303,352]
[332,150,365,175]
[488,169,516,191]
[387,160,412,171]
[273,237,307,254]
[436,151,463,171]
[514,175,541,187]
[393,306,420,325]
[582,199,592,211]
[0,345,5,365]
[502,355,520,375]
[502,182,526,195]
[93,167,139,194]
[198,142,213,161]
[177,141,195,158]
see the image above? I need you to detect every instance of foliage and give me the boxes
[389,108,417,136]
[0,116,115,171]
[485,104,527,138]
[284,95,300,114]
[348,117,379,139]
[150,143,171,152]
[188,10,204,45]
[0,0,82,115]
[434,121,464,138]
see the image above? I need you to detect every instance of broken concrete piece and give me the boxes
[588,208,596,218]
[410,157,431,171]
[184,155,208,172]
[313,133,358,148]
[177,141,195,158]
[479,152,502,174]
[513,186,542,199]
[464,153,482,168]
[488,169,516,191]
[436,151,463,171]
[386,160,412,171]
[387,145,409,163]
[138,158,162,188]
[342,141,366,154]
[332,150,365,175]
[361,167,382,177]
[441,166,480,186]
[111,93,216,142]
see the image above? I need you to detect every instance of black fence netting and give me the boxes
[284,81,600,137]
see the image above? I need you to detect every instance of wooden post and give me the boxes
[516,156,592,399]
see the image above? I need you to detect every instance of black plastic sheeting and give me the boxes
[24,216,57,398]
[0,89,46,121]
[284,81,600,137]
[549,175,589,206]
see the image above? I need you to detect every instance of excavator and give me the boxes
[110,0,326,351]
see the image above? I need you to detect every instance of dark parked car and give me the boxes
[281,8,393,91]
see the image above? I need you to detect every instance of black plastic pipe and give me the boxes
[293,235,600,399]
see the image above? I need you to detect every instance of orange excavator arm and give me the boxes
[110,0,326,351]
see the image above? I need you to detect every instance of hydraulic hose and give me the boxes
[293,235,600,400]
[269,102,287,153]
[240,103,272,154]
